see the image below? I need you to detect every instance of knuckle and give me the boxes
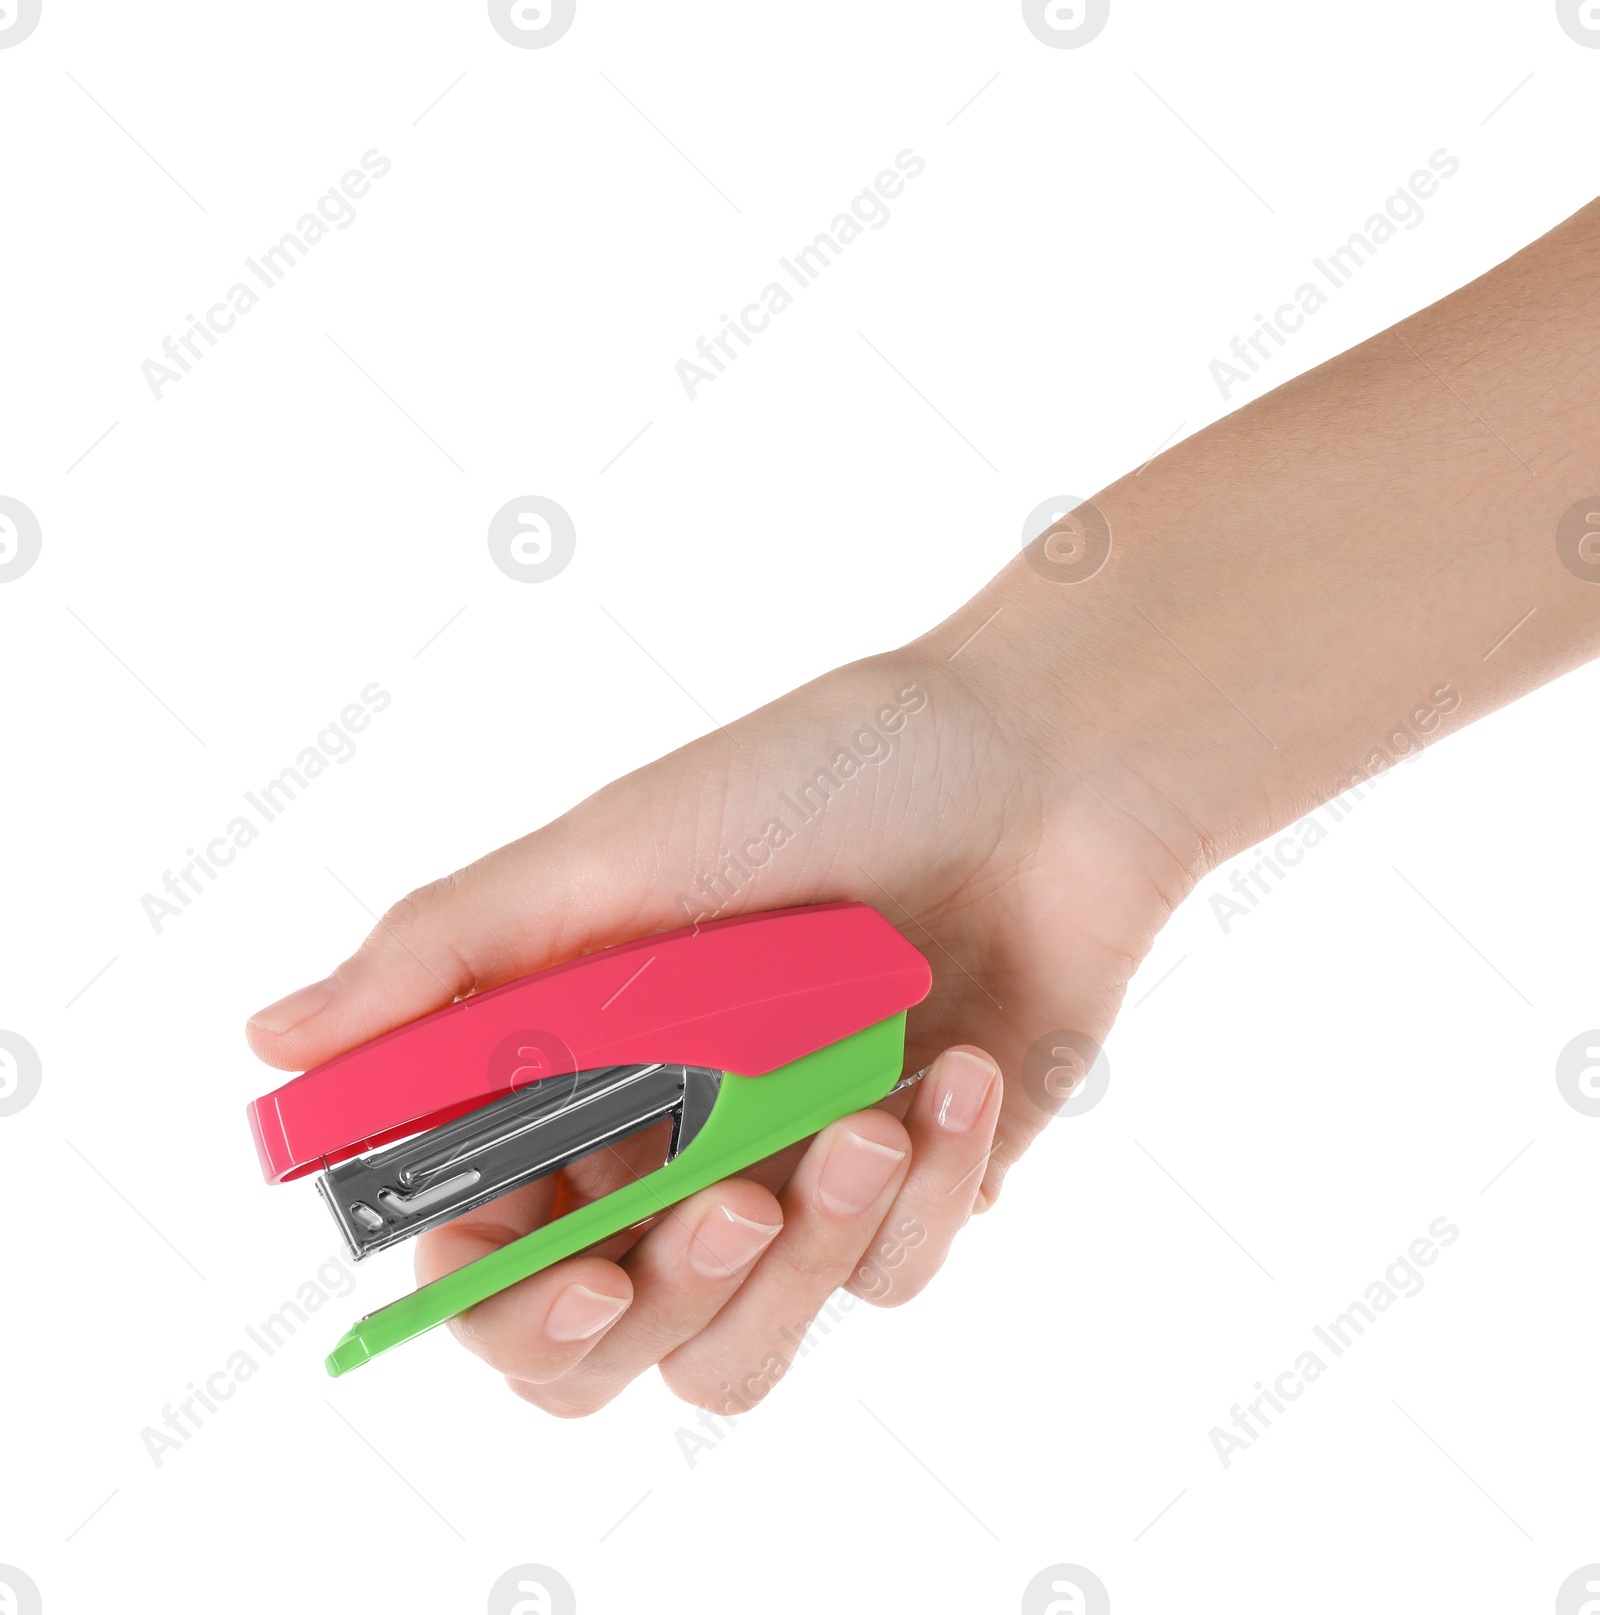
[846,1212,941,1306]
[508,1374,617,1419]
[375,886,431,939]
[504,1376,559,1411]
[848,1244,936,1307]
[848,1264,932,1308]
[977,1162,1007,1210]
[780,1244,860,1291]
[367,878,477,995]
[661,1358,780,1416]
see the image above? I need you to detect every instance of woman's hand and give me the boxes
[246,194,1600,1414]
[245,642,1194,1414]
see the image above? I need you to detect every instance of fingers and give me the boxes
[977,1029,1098,1212]
[509,1180,786,1416]
[401,1046,1001,1416]
[412,1178,621,1382]
[454,1256,635,1387]
[656,1108,914,1413]
[845,1045,1001,1306]
[244,822,607,1070]
[416,1177,785,1415]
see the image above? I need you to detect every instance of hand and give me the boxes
[248,196,1600,1414]
[245,646,1192,1414]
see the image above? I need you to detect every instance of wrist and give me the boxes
[905,555,1251,896]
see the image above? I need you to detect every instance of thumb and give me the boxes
[244,798,697,1074]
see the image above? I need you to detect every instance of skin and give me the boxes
[248,196,1600,1417]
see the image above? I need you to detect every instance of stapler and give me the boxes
[246,901,932,1376]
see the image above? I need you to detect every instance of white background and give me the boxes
[2,2,1598,1611]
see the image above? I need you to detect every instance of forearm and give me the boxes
[940,197,1600,871]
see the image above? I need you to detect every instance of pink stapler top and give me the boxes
[246,900,931,1183]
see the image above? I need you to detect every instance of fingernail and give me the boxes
[544,1283,629,1343]
[818,1130,906,1216]
[934,1049,998,1134]
[248,976,339,1035]
[689,1205,783,1278]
